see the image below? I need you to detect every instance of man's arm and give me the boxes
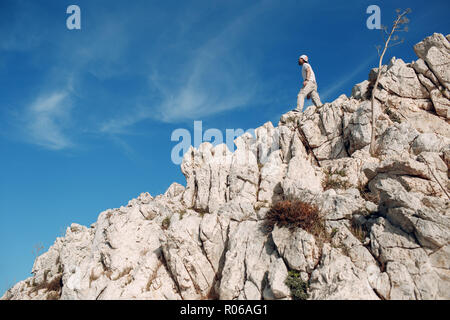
[303,65,311,87]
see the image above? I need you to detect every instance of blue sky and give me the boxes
[0,0,449,293]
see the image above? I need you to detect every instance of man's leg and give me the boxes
[296,90,306,111]
[296,82,314,111]
[310,83,322,108]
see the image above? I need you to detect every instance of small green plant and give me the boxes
[322,169,351,191]
[285,270,309,300]
[334,168,347,177]
[385,107,402,123]
[161,217,171,230]
[330,227,338,238]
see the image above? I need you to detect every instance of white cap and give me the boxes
[299,54,308,62]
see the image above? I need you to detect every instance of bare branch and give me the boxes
[388,39,405,48]
[375,45,381,57]
[399,17,410,24]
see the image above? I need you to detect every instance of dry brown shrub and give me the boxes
[30,273,62,299]
[265,200,319,231]
[45,275,62,292]
[265,200,330,246]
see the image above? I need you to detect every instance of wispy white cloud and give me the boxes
[150,6,263,123]
[6,1,272,148]
[319,55,376,102]
[4,3,136,150]
[23,91,73,150]
[151,63,259,123]
[98,1,270,133]
[99,105,152,135]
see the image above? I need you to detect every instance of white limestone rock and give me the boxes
[309,244,380,300]
[344,100,382,154]
[272,226,320,273]
[219,221,275,300]
[258,150,287,203]
[281,155,323,196]
[351,80,370,100]
[265,257,291,299]
[378,58,429,99]
[411,133,450,154]
[414,33,450,91]
[160,215,215,299]
[430,88,450,119]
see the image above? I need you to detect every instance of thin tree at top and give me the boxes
[369,8,411,156]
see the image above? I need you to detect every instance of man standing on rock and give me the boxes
[296,55,323,112]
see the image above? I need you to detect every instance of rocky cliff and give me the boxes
[3,33,450,300]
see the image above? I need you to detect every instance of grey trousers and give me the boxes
[297,81,322,111]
